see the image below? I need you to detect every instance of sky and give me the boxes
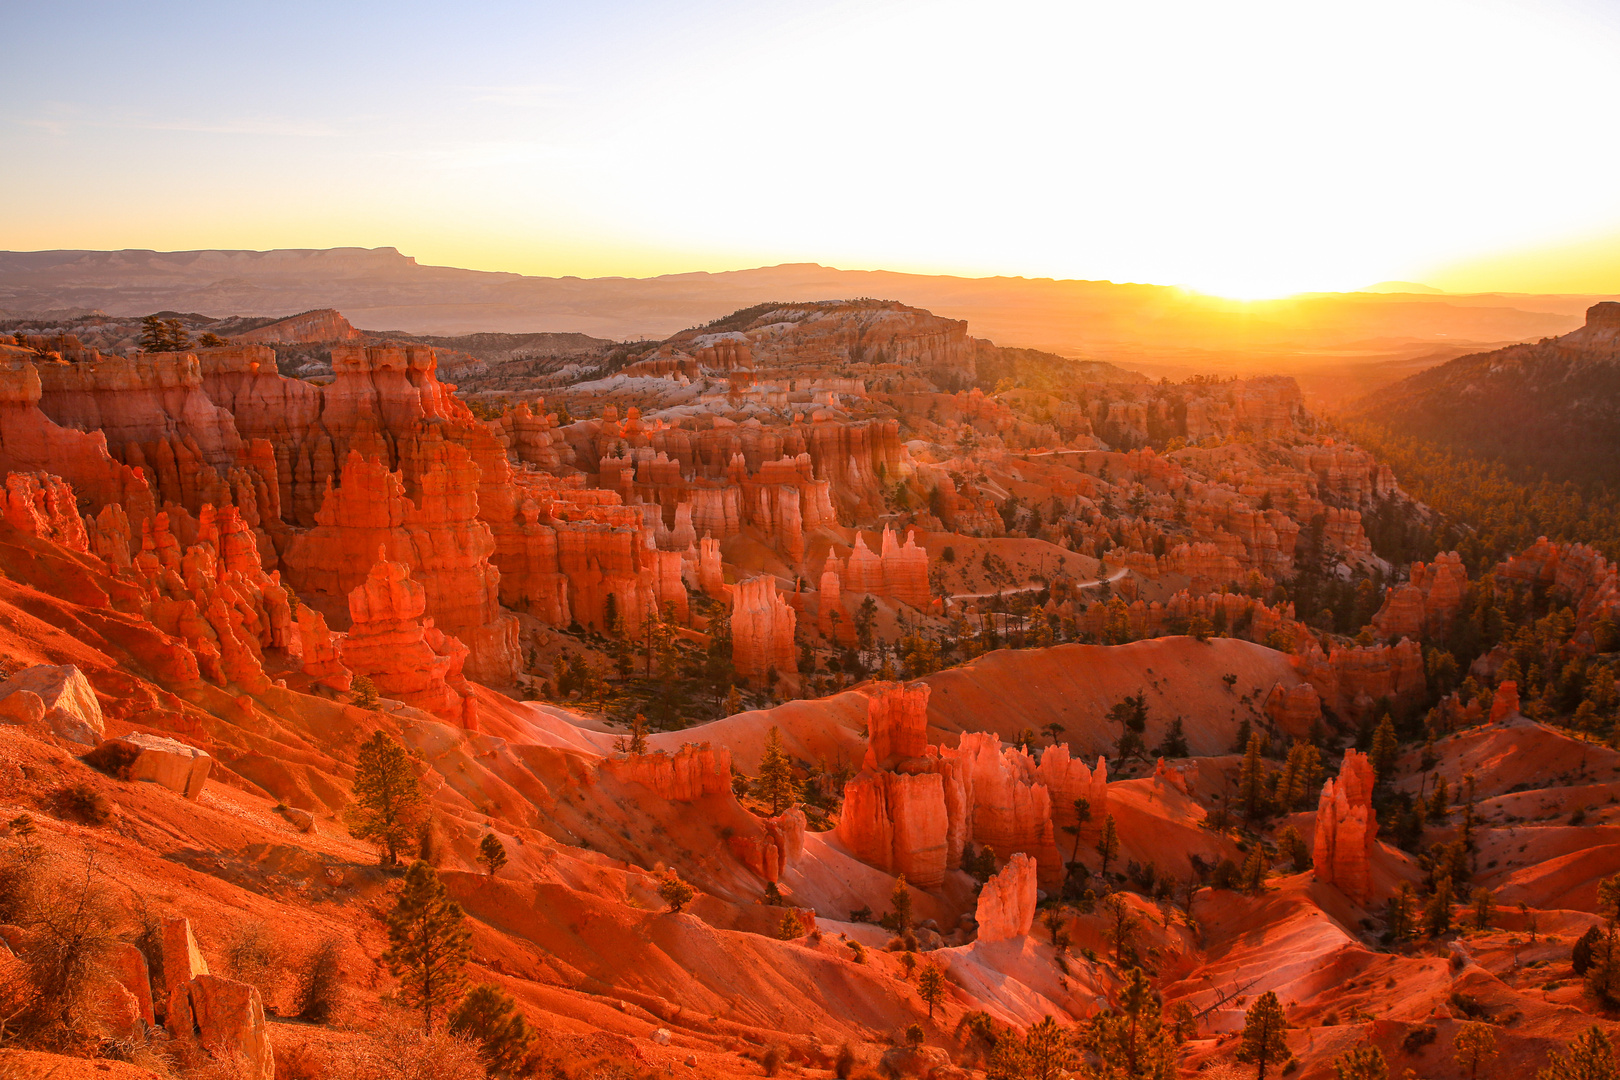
[4,0,1620,299]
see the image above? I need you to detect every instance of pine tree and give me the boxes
[1454,1021,1497,1080]
[1334,1045,1388,1080]
[753,726,800,815]
[449,982,538,1076]
[163,318,192,351]
[1096,814,1121,879]
[917,960,946,1019]
[1241,844,1267,893]
[1370,713,1399,784]
[889,874,914,933]
[345,730,427,866]
[1471,886,1494,931]
[1278,825,1309,872]
[1537,1027,1618,1080]
[1022,1016,1075,1080]
[1237,991,1290,1080]
[1238,732,1270,822]
[1424,875,1454,937]
[351,674,380,710]
[658,869,695,912]
[383,861,472,1032]
[137,315,168,351]
[477,832,508,877]
[776,909,807,939]
[1105,894,1139,966]
[1386,882,1416,943]
[1429,774,1451,820]
[1154,717,1189,758]
[1083,967,1174,1079]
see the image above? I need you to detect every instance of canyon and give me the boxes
[0,296,1615,1080]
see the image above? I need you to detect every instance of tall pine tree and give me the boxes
[383,861,472,1032]
[345,730,427,866]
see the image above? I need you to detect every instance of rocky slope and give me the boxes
[1355,301,1620,487]
[0,297,1617,1079]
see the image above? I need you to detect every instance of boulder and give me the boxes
[279,805,315,832]
[107,941,156,1026]
[0,689,44,726]
[101,733,211,800]
[167,973,273,1080]
[0,665,104,746]
[158,916,210,1009]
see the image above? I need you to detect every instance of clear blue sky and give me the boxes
[6,0,1620,296]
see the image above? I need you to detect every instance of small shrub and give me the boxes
[762,1044,784,1076]
[835,1043,857,1078]
[292,937,344,1023]
[80,740,141,780]
[224,920,278,998]
[48,782,112,825]
[1400,1025,1437,1054]
[1449,991,1487,1019]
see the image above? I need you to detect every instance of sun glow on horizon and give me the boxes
[5,0,1620,293]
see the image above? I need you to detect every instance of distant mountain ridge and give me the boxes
[1354,301,1620,487]
[0,249,1606,363]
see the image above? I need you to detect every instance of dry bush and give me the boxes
[223,920,279,1002]
[762,1044,784,1076]
[274,1040,333,1080]
[185,1047,257,1080]
[339,1009,485,1080]
[48,781,113,825]
[552,1057,662,1080]
[291,937,345,1024]
[835,1043,858,1078]
[3,851,121,1050]
[97,1029,178,1075]
[81,740,142,780]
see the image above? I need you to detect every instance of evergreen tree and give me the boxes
[1154,717,1189,758]
[1584,874,1620,1004]
[449,982,538,1077]
[351,674,380,710]
[1065,797,1093,866]
[345,730,427,866]
[1238,732,1271,822]
[917,960,946,1019]
[477,832,508,877]
[889,874,914,932]
[137,314,168,351]
[1082,966,1175,1079]
[1471,886,1495,931]
[1105,894,1139,966]
[383,861,472,1032]
[1454,1021,1497,1080]
[1429,774,1451,821]
[1370,713,1399,784]
[1386,882,1416,943]
[1241,844,1267,893]
[1278,742,1323,810]
[1424,875,1454,937]
[753,726,800,815]
[1278,825,1309,872]
[162,318,192,351]
[1537,1027,1618,1080]
[1095,814,1121,879]
[1236,991,1290,1080]
[658,869,695,912]
[1022,1016,1075,1080]
[1334,1045,1388,1080]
